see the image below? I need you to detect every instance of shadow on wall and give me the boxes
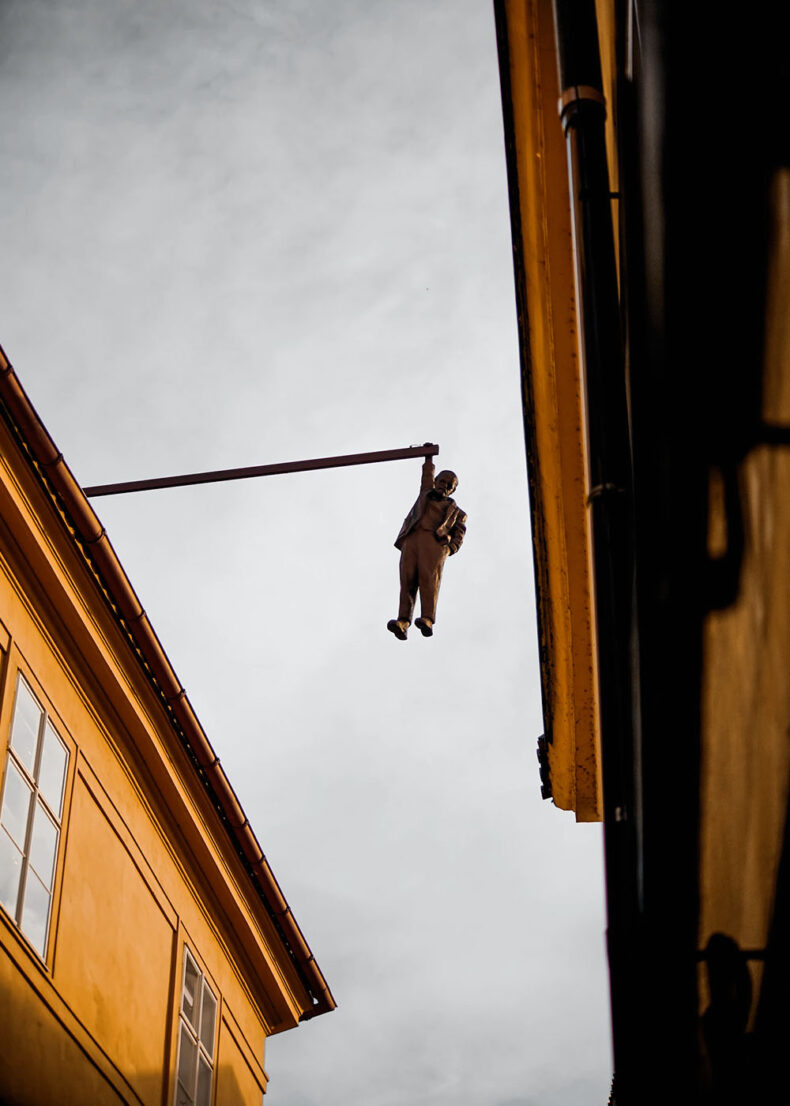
[0,961,263,1106]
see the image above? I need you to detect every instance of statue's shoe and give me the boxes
[415,617,434,637]
[387,619,408,640]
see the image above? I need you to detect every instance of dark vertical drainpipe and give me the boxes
[550,1,642,1099]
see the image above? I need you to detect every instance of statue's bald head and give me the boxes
[434,470,458,498]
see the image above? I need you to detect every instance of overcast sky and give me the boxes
[0,2,611,1103]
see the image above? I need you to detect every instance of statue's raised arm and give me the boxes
[387,455,466,640]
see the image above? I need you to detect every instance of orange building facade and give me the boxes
[0,345,334,1105]
[497,0,790,1099]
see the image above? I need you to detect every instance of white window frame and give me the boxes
[0,673,69,961]
[175,946,218,1106]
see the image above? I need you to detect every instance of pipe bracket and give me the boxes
[587,482,624,504]
[558,84,606,122]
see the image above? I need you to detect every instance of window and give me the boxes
[0,675,69,959]
[175,948,217,1106]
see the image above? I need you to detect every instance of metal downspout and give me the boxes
[550,1,641,1098]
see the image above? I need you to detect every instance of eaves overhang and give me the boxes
[495,0,602,821]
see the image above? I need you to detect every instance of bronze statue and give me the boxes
[387,454,466,639]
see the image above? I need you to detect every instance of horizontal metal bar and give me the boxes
[83,444,440,498]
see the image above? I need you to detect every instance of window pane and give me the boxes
[196,1054,212,1106]
[0,828,23,918]
[199,984,217,1055]
[10,680,42,776]
[38,724,68,817]
[177,1022,197,1100]
[20,869,51,958]
[29,801,58,890]
[0,760,33,849]
[182,953,199,1028]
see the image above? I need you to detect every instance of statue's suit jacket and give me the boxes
[394,459,467,555]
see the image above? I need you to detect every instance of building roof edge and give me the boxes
[0,342,335,1021]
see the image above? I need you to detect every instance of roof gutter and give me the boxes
[0,343,335,1022]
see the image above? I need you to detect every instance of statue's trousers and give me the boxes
[397,531,449,624]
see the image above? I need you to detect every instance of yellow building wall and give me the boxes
[0,425,292,1101]
[698,170,790,1023]
[0,940,128,1106]
[55,770,177,1100]
[216,1008,269,1105]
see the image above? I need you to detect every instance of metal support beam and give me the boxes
[83,444,440,498]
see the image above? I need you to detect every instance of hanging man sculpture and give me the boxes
[387,451,466,639]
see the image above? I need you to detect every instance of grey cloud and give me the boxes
[0,2,611,1105]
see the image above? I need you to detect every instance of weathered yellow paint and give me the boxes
[0,390,327,1100]
[499,0,602,820]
